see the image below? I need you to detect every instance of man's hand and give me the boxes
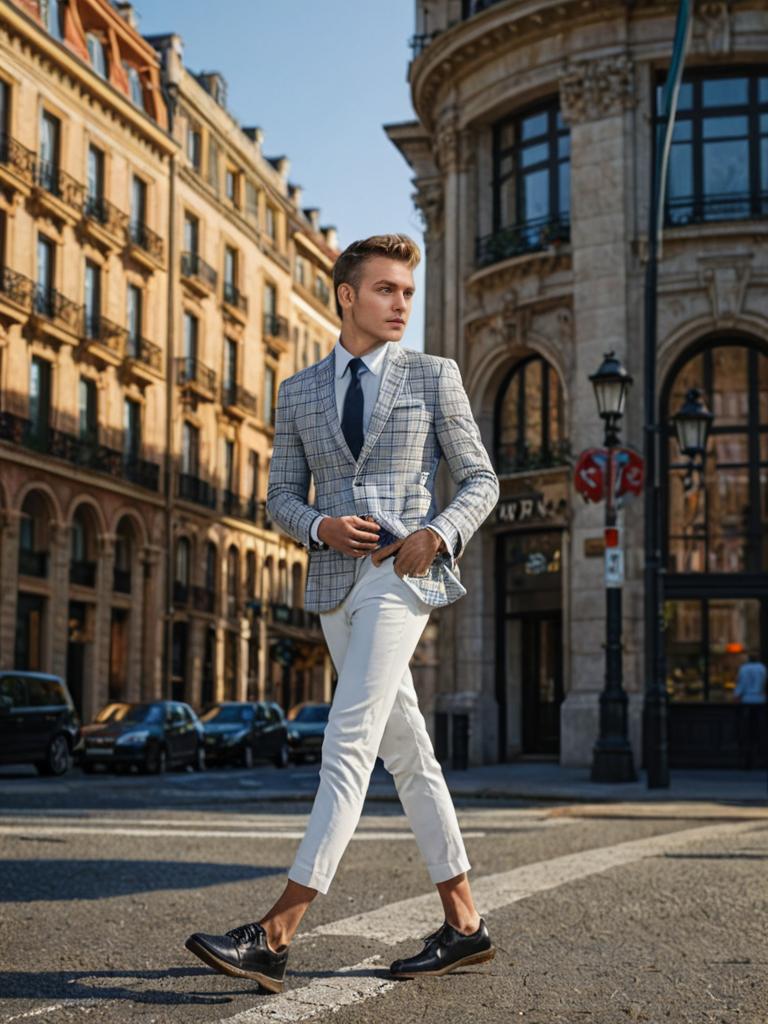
[371,528,442,577]
[317,515,380,557]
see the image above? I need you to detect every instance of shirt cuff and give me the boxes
[309,514,328,550]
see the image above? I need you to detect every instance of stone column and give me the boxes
[123,548,145,704]
[0,511,20,669]
[140,545,164,700]
[48,521,71,681]
[91,534,116,721]
[558,54,642,768]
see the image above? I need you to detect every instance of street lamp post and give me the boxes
[590,351,637,783]
[671,388,714,491]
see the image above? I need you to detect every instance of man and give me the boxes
[186,234,500,993]
[734,653,767,770]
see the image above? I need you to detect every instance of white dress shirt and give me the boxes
[309,339,449,554]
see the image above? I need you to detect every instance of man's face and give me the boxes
[342,256,415,342]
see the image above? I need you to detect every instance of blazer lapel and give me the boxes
[356,347,407,471]
[316,353,358,469]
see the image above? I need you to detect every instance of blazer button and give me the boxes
[353,482,362,487]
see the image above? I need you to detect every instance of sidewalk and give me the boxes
[363,760,768,808]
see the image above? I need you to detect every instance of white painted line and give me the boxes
[0,824,485,842]
[310,820,760,945]
[1,1002,103,1022]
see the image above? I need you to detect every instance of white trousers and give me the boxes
[287,553,471,894]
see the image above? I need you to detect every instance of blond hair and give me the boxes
[332,234,421,318]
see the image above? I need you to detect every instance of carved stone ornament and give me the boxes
[697,1,732,56]
[433,107,474,174]
[559,55,635,125]
[698,255,752,324]
[413,178,444,241]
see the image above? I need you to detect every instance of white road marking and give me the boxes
[0,824,485,842]
[1,1002,102,1021]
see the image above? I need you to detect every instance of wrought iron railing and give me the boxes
[70,559,97,587]
[475,214,570,267]
[0,267,35,310]
[223,280,248,312]
[181,250,218,289]
[32,284,84,335]
[126,220,164,262]
[177,472,217,509]
[495,440,571,476]
[409,32,441,56]
[18,548,48,577]
[222,382,258,415]
[176,356,217,393]
[222,489,248,519]
[665,191,768,227]
[247,498,272,529]
[34,160,85,210]
[0,132,36,180]
[125,335,162,372]
[83,313,127,355]
[83,193,128,236]
[173,580,189,607]
[263,312,289,339]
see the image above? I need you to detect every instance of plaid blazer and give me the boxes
[266,345,499,613]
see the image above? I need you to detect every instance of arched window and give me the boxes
[175,537,190,585]
[86,33,107,78]
[204,541,217,592]
[227,545,239,617]
[70,506,97,587]
[495,354,566,473]
[663,339,768,574]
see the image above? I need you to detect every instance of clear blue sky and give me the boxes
[136,0,425,350]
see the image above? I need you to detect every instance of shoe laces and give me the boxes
[421,922,450,947]
[226,922,263,947]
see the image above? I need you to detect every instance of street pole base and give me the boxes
[591,745,637,783]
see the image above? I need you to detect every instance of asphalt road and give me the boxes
[0,764,766,1024]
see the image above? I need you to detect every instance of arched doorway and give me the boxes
[661,336,768,768]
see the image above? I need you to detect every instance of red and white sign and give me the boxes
[574,447,645,503]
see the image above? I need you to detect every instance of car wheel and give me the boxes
[273,742,290,769]
[37,734,71,776]
[194,744,207,772]
[144,744,166,774]
[242,745,254,770]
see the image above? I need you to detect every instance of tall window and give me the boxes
[0,80,8,138]
[86,145,104,210]
[181,421,199,477]
[183,311,198,364]
[84,261,100,337]
[187,124,201,171]
[263,363,276,428]
[78,377,97,445]
[29,357,51,445]
[660,69,768,224]
[227,545,239,618]
[264,204,276,241]
[224,338,237,390]
[204,541,217,592]
[123,398,140,461]
[208,137,219,191]
[245,180,259,223]
[264,281,277,333]
[224,246,237,289]
[481,101,570,265]
[86,33,107,78]
[38,110,60,191]
[225,168,239,206]
[248,450,259,503]
[40,0,62,38]
[125,65,144,109]
[35,234,54,310]
[175,537,190,587]
[663,339,768,575]
[183,212,199,255]
[224,438,235,492]
[495,355,566,474]
[130,175,146,232]
[126,284,142,355]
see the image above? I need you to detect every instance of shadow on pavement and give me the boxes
[0,967,253,1005]
[0,860,284,902]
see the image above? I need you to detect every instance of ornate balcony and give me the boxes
[665,191,768,228]
[247,498,272,530]
[222,281,248,322]
[18,548,48,578]
[32,160,85,223]
[0,132,35,195]
[30,285,83,344]
[81,313,127,366]
[176,356,217,402]
[177,472,217,509]
[263,312,289,342]
[82,194,129,248]
[495,440,571,476]
[123,335,163,385]
[221,382,258,419]
[0,267,35,326]
[222,489,248,519]
[125,221,164,269]
[181,251,217,296]
[475,215,570,268]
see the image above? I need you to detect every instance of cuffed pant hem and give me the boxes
[427,857,472,885]
[287,863,334,896]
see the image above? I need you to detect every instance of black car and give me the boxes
[81,701,206,774]
[286,703,331,763]
[201,701,290,769]
[0,671,80,776]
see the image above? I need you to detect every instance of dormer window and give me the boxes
[124,64,144,109]
[86,33,108,78]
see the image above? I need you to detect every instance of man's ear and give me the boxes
[337,282,354,311]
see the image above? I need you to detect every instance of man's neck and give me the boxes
[339,328,394,358]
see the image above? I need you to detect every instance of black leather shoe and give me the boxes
[185,921,288,992]
[390,919,495,979]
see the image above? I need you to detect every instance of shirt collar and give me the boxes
[334,338,392,380]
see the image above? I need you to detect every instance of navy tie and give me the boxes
[341,357,365,459]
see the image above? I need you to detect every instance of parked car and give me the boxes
[286,702,331,763]
[200,701,290,769]
[0,671,80,776]
[80,701,206,774]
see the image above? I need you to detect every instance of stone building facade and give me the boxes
[388,0,768,770]
[0,0,339,723]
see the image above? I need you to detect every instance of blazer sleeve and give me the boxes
[428,358,500,563]
[266,380,326,550]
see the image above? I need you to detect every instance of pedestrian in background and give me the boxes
[734,652,766,770]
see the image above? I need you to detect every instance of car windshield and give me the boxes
[96,703,163,725]
[293,705,330,723]
[201,705,254,724]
